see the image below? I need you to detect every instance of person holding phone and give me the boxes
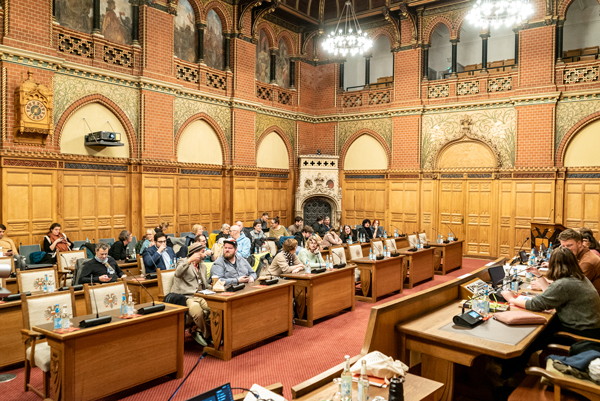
[43,223,74,263]
[79,242,126,283]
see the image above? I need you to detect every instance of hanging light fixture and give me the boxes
[322,0,373,57]
[466,0,533,29]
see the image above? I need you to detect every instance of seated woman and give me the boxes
[215,224,231,243]
[340,225,355,244]
[261,238,304,277]
[357,219,373,241]
[298,237,325,269]
[43,223,74,263]
[321,227,342,249]
[502,247,600,339]
[137,229,155,255]
[371,219,384,238]
[580,227,600,257]
[109,230,132,261]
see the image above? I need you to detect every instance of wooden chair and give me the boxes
[98,238,115,245]
[370,239,384,257]
[330,245,347,266]
[582,46,599,55]
[57,249,87,287]
[457,71,471,78]
[157,268,177,302]
[464,64,477,71]
[20,289,76,399]
[385,238,398,253]
[418,232,428,244]
[264,239,278,256]
[408,234,418,248]
[0,255,15,274]
[72,258,89,286]
[83,281,128,315]
[347,243,364,261]
[138,257,146,275]
[17,267,59,293]
[579,54,597,62]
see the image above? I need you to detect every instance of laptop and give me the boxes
[186,383,235,401]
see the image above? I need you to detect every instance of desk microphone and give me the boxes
[126,269,165,315]
[516,237,530,259]
[443,223,457,242]
[548,208,554,222]
[79,274,112,328]
[168,351,208,401]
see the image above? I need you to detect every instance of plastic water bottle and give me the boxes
[384,230,387,239]
[261,244,266,253]
[369,248,373,261]
[127,292,134,316]
[547,242,553,260]
[383,245,387,258]
[86,237,89,243]
[61,304,70,330]
[47,274,54,293]
[121,292,126,316]
[305,261,311,274]
[326,255,330,270]
[449,232,454,241]
[386,246,391,258]
[53,304,62,330]
[43,274,48,293]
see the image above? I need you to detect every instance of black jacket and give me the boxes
[79,256,124,284]
[108,240,128,261]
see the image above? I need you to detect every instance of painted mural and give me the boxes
[100,0,132,45]
[55,0,93,33]
[276,39,290,88]
[174,0,198,63]
[204,10,224,70]
[255,30,271,83]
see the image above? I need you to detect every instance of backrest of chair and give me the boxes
[99,238,115,245]
[265,240,277,255]
[348,243,363,260]
[419,233,428,244]
[371,240,384,257]
[167,233,175,238]
[157,269,176,298]
[0,256,14,273]
[127,236,137,254]
[408,234,418,248]
[57,250,87,273]
[386,239,397,252]
[72,240,86,250]
[180,232,193,238]
[17,268,58,293]
[20,244,41,264]
[330,245,347,265]
[22,290,76,330]
[84,282,127,315]
[138,257,146,275]
[171,237,186,255]
[73,258,88,285]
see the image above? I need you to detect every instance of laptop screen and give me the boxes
[488,265,505,288]
[186,383,234,401]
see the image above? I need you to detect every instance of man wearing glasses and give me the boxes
[79,242,127,283]
[142,232,177,273]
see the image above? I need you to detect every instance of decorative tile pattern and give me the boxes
[206,72,227,90]
[343,93,362,107]
[338,117,393,155]
[555,99,600,152]
[369,90,391,105]
[345,175,386,179]
[65,163,127,171]
[566,173,600,179]
[497,173,512,179]
[441,173,464,178]
[421,108,516,169]
[181,169,222,175]
[428,84,449,98]
[143,166,178,173]
[176,64,199,83]
[260,173,288,178]
[563,66,599,84]
[513,173,554,179]
[467,173,492,178]
[235,171,258,177]
[57,33,93,58]
[457,81,479,96]
[277,90,292,105]
[103,46,133,68]
[173,97,231,146]
[389,174,419,179]
[4,159,57,168]
[488,77,512,92]
[255,114,295,149]
[256,83,273,101]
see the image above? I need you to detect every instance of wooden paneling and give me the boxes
[465,181,494,256]
[258,178,291,227]
[389,181,420,235]
[2,168,57,246]
[62,171,129,241]
[498,181,514,258]
[343,179,387,228]
[421,180,436,239]
[177,175,223,234]
[564,181,600,232]
[233,178,259,226]
[439,181,465,242]
[142,175,176,232]
[514,181,554,253]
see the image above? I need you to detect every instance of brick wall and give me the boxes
[515,103,555,167]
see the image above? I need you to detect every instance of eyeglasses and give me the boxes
[156,240,167,244]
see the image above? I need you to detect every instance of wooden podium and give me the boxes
[531,222,566,248]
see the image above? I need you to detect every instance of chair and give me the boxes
[99,238,115,245]
[171,237,186,255]
[72,240,87,250]
[17,267,58,293]
[20,289,76,399]
[408,234,418,248]
[20,244,53,269]
[457,71,470,78]
[126,236,137,255]
[418,232,428,245]
[57,250,87,287]
[582,46,599,55]
[330,245,347,265]
[370,239,384,257]
[348,243,363,260]
[83,281,128,315]
[0,256,15,274]
[464,64,477,71]
[264,239,278,256]
[505,58,515,66]
[208,233,218,248]
[167,233,175,238]
[579,54,597,62]
[73,258,88,286]
[138,257,146,275]
[157,269,176,302]
[180,231,193,238]
[385,238,398,253]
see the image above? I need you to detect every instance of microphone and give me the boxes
[126,269,165,315]
[516,237,530,261]
[79,274,112,328]
[443,223,457,242]
[168,351,208,401]
[548,208,553,222]
[390,225,404,237]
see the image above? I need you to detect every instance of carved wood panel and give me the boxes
[177,176,223,234]
[389,180,420,235]
[439,181,465,242]
[233,178,258,226]
[465,181,494,256]
[498,181,514,258]
[564,181,600,233]
[343,180,387,228]
[142,175,176,232]
[258,178,291,227]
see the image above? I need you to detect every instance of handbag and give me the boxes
[30,251,47,264]
[493,310,547,325]
[349,351,408,381]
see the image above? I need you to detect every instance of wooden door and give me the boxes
[438,180,465,246]
[465,180,494,256]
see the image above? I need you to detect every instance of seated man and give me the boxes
[196,234,214,262]
[168,242,212,346]
[287,216,304,236]
[0,223,26,271]
[260,212,270,232]
[229,225,251,258]
[558,229,600,293]
[210,239,256,286]
[312,216,325,237]
[294,225,313,249]
[108,230,132,261]
[79,242,126,283]
[142,232,177,273]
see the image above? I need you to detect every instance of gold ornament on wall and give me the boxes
[14,71,54,145]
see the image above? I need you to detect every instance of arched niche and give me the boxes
[564,119,600,167]
[60,102,130,158]
[177,120,223,165]
[437,140,496,169]
[344,135,388,170]
[257,132,289,169]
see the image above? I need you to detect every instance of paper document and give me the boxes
[243,384,287,401]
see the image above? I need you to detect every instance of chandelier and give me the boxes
[466,0,533,28]
[322,1,372,57]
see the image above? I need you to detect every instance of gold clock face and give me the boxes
[25,100,47,121]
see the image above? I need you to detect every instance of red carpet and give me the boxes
[0,258,487,401]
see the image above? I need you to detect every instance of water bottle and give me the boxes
[47,274,54,293]
[121,292,126,316]
[0,246,3,257]
[383,245,387,258]
[547,242,553,260]
[482,286,490,316]
[86,237,89,243]
[61,304,70,330]
[384,230,387,239]
[53,304,62,330]
[348,237,352,245]
[43,274,48,293]
[387,246,391,258]
[305,261,311,274]
[127,292,134,316]
[449,232,454,241]
[261,244,266,253]
[369,248,373,261]
[326,255,330,270]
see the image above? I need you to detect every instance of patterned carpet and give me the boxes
[0,258,488,401]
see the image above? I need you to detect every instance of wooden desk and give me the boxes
[398,247,435,289]
[4,276,18,294]
[281,265,356,327]
[295,373,443,401]
[398,301,554,401]
[123,276,159,304]
[428,240,463,275]
[352,256,405,303]
[33,303,187,401]
[118,260,139,276]
[201,280,295,360]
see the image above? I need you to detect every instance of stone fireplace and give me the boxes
[295,155,342,228]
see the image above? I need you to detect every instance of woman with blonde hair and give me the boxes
[298,237,325,269]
